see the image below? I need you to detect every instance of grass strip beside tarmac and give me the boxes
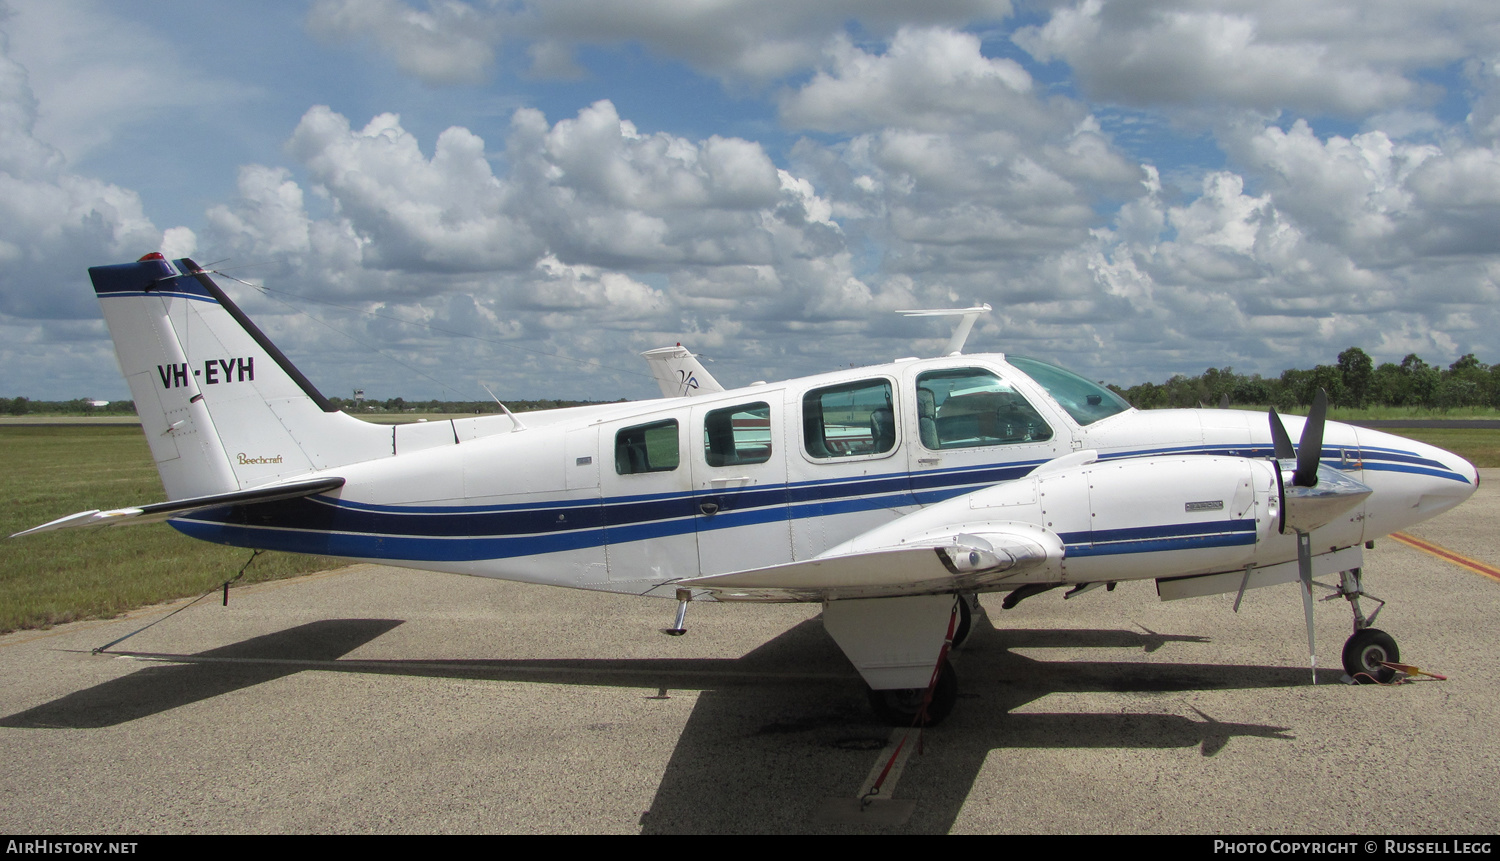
[0,426,339,633]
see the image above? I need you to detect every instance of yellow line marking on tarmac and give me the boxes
[1391,532,1500,583]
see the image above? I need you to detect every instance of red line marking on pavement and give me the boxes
[1390,532,1500,583]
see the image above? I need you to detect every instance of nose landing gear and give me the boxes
[1332,568,1398,684]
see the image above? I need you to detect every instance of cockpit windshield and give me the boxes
[1006,356,1133,426]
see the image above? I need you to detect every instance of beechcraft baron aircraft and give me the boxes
[15,254,1480,725]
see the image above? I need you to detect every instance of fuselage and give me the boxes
[169,352,1479,599]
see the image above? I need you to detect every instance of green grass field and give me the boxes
[0,426,338,633]
[2,421,1495,634]
[1381,427,1500,469]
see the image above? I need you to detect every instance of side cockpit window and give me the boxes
[615,419,679,474]
[915,368,1053,449]
[803,379,896,459]
[704,403,772,466]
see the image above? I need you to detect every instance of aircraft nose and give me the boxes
[1420,438,1480,491]
[1355,427,1479,525]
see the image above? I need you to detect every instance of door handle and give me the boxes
[699,502,720,516]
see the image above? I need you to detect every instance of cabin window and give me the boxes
[1006,356,1132,426]
[803,379,896,459]
[915,368,1053,449]
[703,402,772,467]
[615,419,679,474]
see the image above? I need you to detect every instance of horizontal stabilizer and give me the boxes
[680,527,1058,602]
[11,476,345,537]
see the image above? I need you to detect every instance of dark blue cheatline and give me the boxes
[169,442,1460,563]
[1062,519,1258,558]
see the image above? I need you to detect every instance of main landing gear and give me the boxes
[865,593,976,727]
[1331,568,1399,684]
[867,659,958,727]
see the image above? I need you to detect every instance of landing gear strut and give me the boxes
[1332,568,1398,684]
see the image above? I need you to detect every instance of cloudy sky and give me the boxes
[4,0,1500,403]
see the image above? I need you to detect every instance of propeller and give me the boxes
[1293,390,1326,487]
[1267,389,1372,685]
[1269,390,1371,535]
[1269,389,1326,487]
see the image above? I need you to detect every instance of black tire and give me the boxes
[867,660,958,727]
[1342,628,1400,684]
[951,594,974,650]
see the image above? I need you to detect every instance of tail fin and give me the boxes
[640,344,725,398]
[90,254,389,499]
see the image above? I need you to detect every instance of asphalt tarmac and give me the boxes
[1,472,1496,835]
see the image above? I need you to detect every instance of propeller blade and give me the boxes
[1268,408,1296,460]
[1218,393,1230,409]
[1297,531,1317,685]
[1293,389,1328,488]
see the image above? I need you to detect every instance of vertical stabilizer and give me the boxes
[640,344,725,398]
[89,255,390,499]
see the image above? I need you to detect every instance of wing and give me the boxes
[679,522,1063,602]
[10,476,345,537]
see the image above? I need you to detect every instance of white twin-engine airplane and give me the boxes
[16,254,1480,725]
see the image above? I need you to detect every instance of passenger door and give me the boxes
[599,413,698,587]
[690,398,792,576]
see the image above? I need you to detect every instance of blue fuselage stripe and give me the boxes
[169,442,1463,561]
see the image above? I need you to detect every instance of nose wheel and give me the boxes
[1342,628,1400,684]
[1333,568,1399,684]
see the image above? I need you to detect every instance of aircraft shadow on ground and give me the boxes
[637,611,1299,834]
[0,619,405,729]
[1,611,1303,833]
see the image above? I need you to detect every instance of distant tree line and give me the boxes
[1110,348,1500,411]
[4,397,137,416]
[15,347,1494,416]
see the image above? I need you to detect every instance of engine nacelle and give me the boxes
[1031,456,1281,583]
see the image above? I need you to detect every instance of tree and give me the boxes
[1369,362,1406,406]
[1438,354,1490,408]
[1231,375,1271,405]
[1337,347,1373,407]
